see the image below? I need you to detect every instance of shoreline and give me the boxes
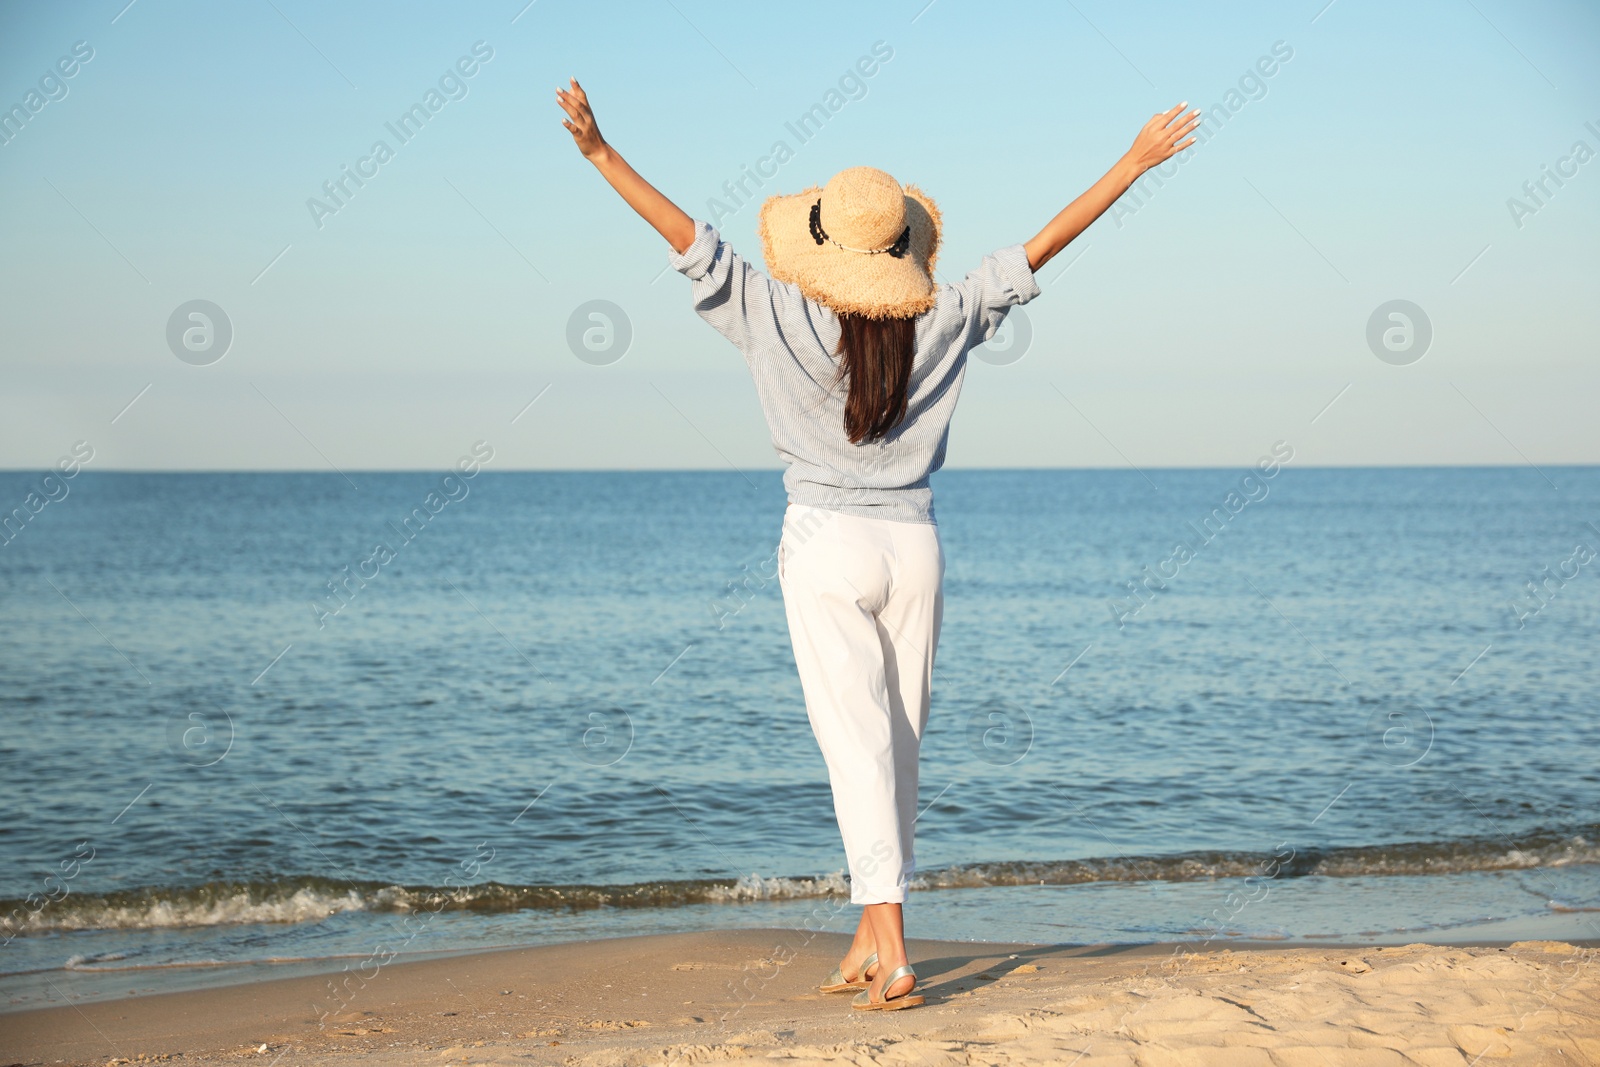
[6,900,1596,1014]
[4,928,1596,1066]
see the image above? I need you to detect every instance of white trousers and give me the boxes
[777,503,945,905]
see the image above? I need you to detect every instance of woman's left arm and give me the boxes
[558,78,696,255]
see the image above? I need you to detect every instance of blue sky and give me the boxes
[1,0,1596,472]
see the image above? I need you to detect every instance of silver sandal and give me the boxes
[850,963,925,1010]
[819,951,878,993]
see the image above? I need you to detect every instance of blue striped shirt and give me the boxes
[667,217,1040,524]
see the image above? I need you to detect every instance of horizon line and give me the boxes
[4,463,1597,475]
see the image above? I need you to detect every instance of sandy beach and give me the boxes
[4,930,1596,1066]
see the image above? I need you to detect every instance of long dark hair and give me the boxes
[832,312,917,444]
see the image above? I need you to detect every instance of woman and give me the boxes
[558,78,1199,1011]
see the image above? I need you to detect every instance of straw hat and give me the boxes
[758,166,942,320]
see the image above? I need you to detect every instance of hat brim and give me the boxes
[758,183,942,320]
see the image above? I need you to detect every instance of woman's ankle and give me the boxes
[875,951,912,975]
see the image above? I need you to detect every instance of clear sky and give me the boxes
[2,0,1596,472]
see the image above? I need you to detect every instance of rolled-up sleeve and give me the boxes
[668,218,789,361]
[951,243,1041,350]
[667,218,721,280]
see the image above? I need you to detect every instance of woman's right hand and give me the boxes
[557,77,607,160]
[1124,103,1202,175]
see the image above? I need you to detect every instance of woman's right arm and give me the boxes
[668,220,788,362]
[558,78,697,255]
[1023,103,1201,273]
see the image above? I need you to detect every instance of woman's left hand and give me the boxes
[557,78,606,159]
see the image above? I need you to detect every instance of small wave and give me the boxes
[5,882,371,936]
[64,951,129,968]
[1547,900,1600,913]
[3,827,1594,936]
[701,871,851,902]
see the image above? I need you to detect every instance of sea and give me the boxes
[2,467,1598,1008]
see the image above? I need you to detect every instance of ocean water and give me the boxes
[2,467,1598,1002]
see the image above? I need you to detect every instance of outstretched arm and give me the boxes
[557,78,696,255]
[1023,103,1202,273]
